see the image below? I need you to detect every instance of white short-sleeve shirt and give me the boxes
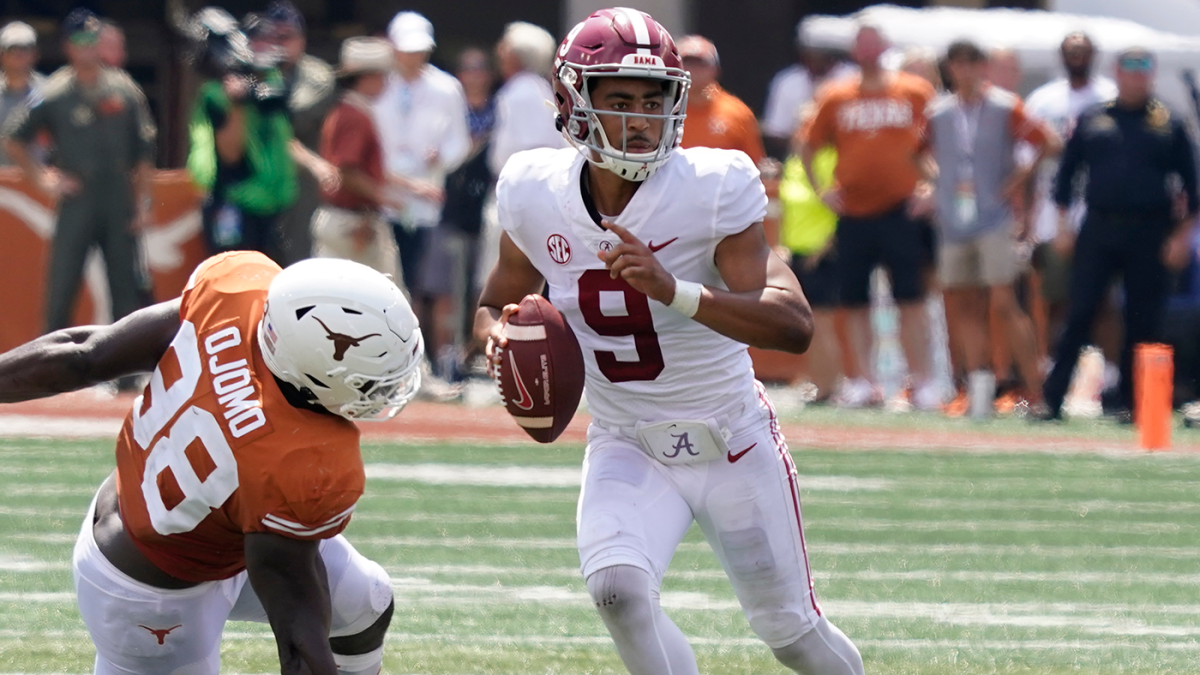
[1023,76,1118,242]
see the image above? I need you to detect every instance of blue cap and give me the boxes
[266,0,305,34]
[62,8,101,42]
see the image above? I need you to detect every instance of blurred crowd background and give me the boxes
[2,0,1200,423]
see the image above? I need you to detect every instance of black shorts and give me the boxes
[835,207,927,306]
[790,252,839,309]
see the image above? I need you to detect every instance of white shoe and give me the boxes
[912,380,948,412]
[967,370,996,420]
[836,378,881,409]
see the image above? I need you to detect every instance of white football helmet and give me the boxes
[257,258,423,421]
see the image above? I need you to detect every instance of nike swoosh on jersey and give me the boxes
[510,360,535,411]
[727,443,756,463]
[648,237,679,253]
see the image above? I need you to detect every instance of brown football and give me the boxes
[496,294,585,443]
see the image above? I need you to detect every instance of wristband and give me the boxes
[668,277,703,317]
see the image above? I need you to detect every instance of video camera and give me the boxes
[182,7,285,105]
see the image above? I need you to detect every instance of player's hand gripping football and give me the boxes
[485,303,520,383]
[598,221,676,305]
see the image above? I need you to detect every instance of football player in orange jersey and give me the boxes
[0,251,423,675]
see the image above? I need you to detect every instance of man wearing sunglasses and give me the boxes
[1036,47,1199,422]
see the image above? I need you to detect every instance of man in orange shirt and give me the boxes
[800,24,938,409]
[677,35,765,165]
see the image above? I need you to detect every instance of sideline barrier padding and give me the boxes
[0,168,208,353]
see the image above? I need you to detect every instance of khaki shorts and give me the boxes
[312,206,401,284]
[1031,241,1072,304]
[937,227,1020,289]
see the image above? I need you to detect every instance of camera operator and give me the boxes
[185,8,296,259]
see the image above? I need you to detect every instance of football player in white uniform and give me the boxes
[474,7,864,675]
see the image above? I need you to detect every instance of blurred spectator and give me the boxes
[677,35,764,165]
[97,19,124,69]
[927,40,1058,419]
[987,47,1022,93]
[1163,230,1200,406]
[1024,33,1118,358]
[374,11,470,394]
[800,24,938,409]
[1037,47,1198,421]
[762,17,856,159]
[2,9,155,333]
[987,44,1034,413]
[779,113,846,402]
[186,8,296,259]
[269,0,339,267]
[312,37,399,279]
[457,47,495,149]
[488,20,563,176]
[438,47,497,377]
[898,47,943,92]
[477,20,563,319]
[0,22,44,167]
[373,11,469,286]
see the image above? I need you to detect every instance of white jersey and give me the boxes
[1022,76,1117,242]
[498,146,767,427]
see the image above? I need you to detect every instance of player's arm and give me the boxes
[601,221,813,353]
[0,299,181,403]
[473,231,546,355]
[244,532,338,675]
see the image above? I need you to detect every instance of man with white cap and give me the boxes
[0,21,43,166]
[762,18,856,160]
[373,11,470,385]
[312,37,402,281]
[373,12,469,289]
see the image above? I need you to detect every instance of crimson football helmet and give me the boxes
[554,7,690,182]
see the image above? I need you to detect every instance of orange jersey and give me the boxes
[681,84,766,166]
[114,251,364,582]
[802,72,935,217]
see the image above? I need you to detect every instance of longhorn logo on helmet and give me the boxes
[312,317,381,361]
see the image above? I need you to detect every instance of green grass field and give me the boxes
[3,434,1200,674]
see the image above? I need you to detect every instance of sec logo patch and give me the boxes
[547,234,572,264]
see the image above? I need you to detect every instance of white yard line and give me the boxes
[0,415,121,438]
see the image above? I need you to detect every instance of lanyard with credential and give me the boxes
[953,97,983,228]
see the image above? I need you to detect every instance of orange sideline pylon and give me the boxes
[1135,343,1173,451]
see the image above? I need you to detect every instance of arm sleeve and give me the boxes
[716,151,768,237]
[1053,111,1087,208]
[761,70,803,138]
[321,111,370,170]
[247,445,363,541]
[801,92,836,150]
[438,82,473,175]
[3,96,48,143]
[131,83,157,163]
[737,107,766,166]
[1173,121,1200,215]
[1010,101,1049,147]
